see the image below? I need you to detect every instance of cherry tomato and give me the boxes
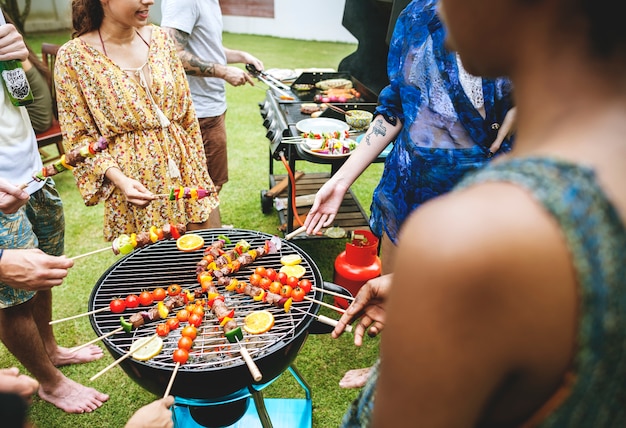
[152,287,167,301]
[167,284,182,296]
[139,290,154,306]
[265,268,277,281]
[109,298,126,313]
[181,325,197,340]
[156,323,170,337]
[249,273,262,287]
[173,348,189,364]
[254,266,267,278]
[178,336,193,351]
[176,309,190,322]
[269,281,282,295]
[186,304,196,313]
[192,305,205,316]
[166,318,180,331]
[291,286,306,302]
[277,272,288,285]
[259,277,272,290]
[188,313,203,327]
[125,294,140,308]
[280,285,293,298]
[298,279,312,294]
[286,276,299,288]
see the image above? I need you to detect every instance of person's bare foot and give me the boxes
[339,367,372,389]
[38,376,109,413]
[50,345,104,367]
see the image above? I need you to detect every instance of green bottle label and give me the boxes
[1,62,34,106]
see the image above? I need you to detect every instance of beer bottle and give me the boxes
[0,12,34,106]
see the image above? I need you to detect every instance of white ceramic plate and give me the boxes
[295,118,350,135]
[301,138,359,159]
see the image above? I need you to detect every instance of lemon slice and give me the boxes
[176,233,205,252]
[130,335,163,361]
[243,310,275,334]
[280,254,302,266]
[324,227,346,238]
[279,264,306,279]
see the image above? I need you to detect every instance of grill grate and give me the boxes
[89,228,322,373]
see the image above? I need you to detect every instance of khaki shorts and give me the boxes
[198,113,228,189]
[0,180,64,308]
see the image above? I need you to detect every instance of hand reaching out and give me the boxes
[0,178,30,214]
[303,180,350,235]
[332,274,392,346]
[125,396,175,428]
[0,249,74,290]
[0,367,39,403]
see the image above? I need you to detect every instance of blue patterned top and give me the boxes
[341,157,626,426]
[370,0,514,244]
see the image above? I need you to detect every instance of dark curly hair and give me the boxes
[71,0,104,38]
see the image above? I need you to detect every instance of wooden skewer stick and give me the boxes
[323,103,354,116]
[312,286,355,302]
[49,306,109,325]
[71,246,111,260]
[285,225,307,240]
[236,337,263,382]
[90,334,159,381]
[70,326,124,352]
[303,295,346,314]
[291,306,353,333]
[163,362,180,398]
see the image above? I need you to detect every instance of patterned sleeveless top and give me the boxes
[341,157,626,427]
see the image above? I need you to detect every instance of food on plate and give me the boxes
[243,310,275,334]
[30,136,109,182]
[304,137,358,156]
[176,233,205,252]
[292,83,315,92]
[279,264,306,279]
[130,335,164,361]
[168,186,211,200]
[300,103,322,115]
[346,109,373,130]
[314,78,353,90]
[111,223,187,255]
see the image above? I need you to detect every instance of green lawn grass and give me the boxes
[0,31,383,427]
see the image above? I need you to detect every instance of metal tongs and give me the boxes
[246,64,295,100]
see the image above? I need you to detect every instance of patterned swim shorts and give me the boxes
[0,180,64,308]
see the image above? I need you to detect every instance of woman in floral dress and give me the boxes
[55,0,218,241]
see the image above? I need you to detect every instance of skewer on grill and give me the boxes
[285,225,307,240]
[49,306,109,325]
[303,296,346,314]
[290,306,353,333]
[90,334,160,381]
[70,327,124,352]
[312,286,355,302]
[163,362,180,398]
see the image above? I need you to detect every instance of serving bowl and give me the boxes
[346,110,373,130]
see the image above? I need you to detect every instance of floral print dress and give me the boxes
[55,25,218,241]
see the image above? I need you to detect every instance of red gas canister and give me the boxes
[333,229,382,309]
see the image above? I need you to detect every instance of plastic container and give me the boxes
[333,230,382,309]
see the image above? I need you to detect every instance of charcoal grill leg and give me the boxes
[248,387,273,428]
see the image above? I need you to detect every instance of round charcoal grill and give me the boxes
[88,228,324,404]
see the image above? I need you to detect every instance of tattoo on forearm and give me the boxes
[366,118,387,145]
[167,27,216,77]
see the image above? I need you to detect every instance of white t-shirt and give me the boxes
[0,84,44,194]
[161,0,227,118]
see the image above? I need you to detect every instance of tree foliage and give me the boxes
[0,0,31,34]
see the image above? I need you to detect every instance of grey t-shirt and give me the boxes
[161,0,227,118]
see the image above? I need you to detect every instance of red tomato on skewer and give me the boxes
[139,290,154,306]
[109,298,126,313]
[125,294,140,308]
[173,348,189,364]
[298,279,312,294]
[152,288,167,301]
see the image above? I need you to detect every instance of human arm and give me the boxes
[0,178,29,214]
[125,396,174,428]
[332,274,392,344]
[489,107,517,154]
[0,367,39,403]
[162,27,257,87]
[303,116,402,234]
[372,183,578,426]
[0,249,74,290]
[23,58,54,133]
[104,167,154,208]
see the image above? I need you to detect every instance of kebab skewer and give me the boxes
[20,136,109,189]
